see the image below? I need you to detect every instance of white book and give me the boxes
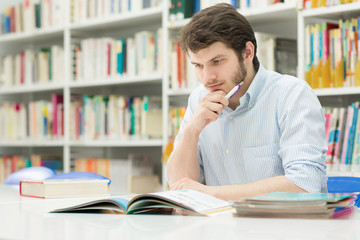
[52,0,64,26]
[156,28,163,73]
[110,39,117,77]
[170,42,178,89]
[104,0,111,16]
[131,0,142,12]
[15,54,21,86]
[126,37,135,76]
[20,179,110,198]
[121,0,129,13]
[23,0,35,32]
[24,49,34,85]
[255,32,276,71]
[41,0,50,29]
[3,55,14,87]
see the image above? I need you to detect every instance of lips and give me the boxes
[207,83,223,91]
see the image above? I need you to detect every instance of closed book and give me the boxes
[20,179,110,198]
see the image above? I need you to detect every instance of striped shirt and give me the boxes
[174,64,328,193]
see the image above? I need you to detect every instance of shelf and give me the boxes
[0,26,64,44]
[314,87,360,96]
[0,140,64,147]
[167,3,297,29]
[70,139,163,147]
[70,7,162,32]
[167,88,193,96]
[300,2,360,19]
[327,171,360,177]
[241,3,297,24]
[69,73,162,89]
[0,82,65,95]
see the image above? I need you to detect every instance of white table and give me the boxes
[1,185,360,240]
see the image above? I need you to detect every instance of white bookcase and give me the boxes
[1,0,359,189]
[0,0,165,187]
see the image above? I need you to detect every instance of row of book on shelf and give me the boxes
[0,94,63,141]
[75,153,159,193]
[0,0,162,35]
[305,17,360,89]
[70,95,162,140]
[0,154,63,184]
[0,28,162,87]
[168,106,186,138]
[297,0,358,10]
[0,45,64,87]
[71,0,162,23]
[324,102,360,172]
[169,41,199,90]
[168,0,296,21]
[0,0,63,35]
[72,28,162,82]
[255,32,297,77]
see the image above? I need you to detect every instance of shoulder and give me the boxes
[264,70,315,103]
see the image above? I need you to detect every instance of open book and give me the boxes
[51,189,234,216]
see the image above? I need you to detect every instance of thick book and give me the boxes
[20,179,110,198]
[231,192,356,219]
[51,189,234,216]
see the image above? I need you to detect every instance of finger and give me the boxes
[206,102,225,115]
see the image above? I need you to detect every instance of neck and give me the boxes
[228,66,257,110]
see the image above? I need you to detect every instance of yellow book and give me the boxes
[322,58,332,88]
[355,60,360,86]
[305,65,314,88]
[313,61,322,89]
[311,0,318,8]
[334,59,345,88]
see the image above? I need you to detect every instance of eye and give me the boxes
[194,64,203,69]
[213,58,222,64]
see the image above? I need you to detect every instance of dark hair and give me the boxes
[179,3,259,71]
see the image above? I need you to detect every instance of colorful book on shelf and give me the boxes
[326,107,338,167]
[20,179,110,198]
[50,189,233,216]
[231,191,356,219]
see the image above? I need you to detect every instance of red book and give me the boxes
[51,94,63,137]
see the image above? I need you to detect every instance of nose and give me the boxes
[202,66,216,83]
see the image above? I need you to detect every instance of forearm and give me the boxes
[166,125,201,185]
[208,176,307,201]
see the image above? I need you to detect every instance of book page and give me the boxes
[145,189,231,213]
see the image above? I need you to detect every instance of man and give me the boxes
[166,3,327,201]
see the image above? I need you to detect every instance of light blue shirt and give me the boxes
[174,64,328,193]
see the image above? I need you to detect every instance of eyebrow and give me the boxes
[191,54,227,65]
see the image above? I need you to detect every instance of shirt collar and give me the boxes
[240,63,267,108]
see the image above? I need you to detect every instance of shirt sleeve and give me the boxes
[278,81,327,193]
[172,86,205,183]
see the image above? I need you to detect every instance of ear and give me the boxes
[243,41,254,64]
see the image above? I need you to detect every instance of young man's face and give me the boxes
[188,41,247,95]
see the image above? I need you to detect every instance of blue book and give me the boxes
[345,102,359,165]
[116,39,125,75]
[194,0,200,14]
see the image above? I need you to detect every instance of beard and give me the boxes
[205,61,247,89]
[232,60,247,85]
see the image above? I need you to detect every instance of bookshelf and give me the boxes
[0,0,165,190]
[1,0,358,190]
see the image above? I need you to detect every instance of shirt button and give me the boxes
[248,104,253,109]
[226,149,230,154]
[229,115,233,120]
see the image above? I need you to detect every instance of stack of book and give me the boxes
[232,192,356,219]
